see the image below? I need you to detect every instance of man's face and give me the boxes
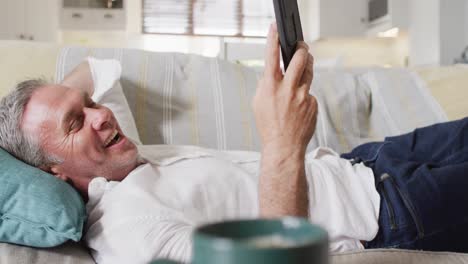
[21,85,138,190]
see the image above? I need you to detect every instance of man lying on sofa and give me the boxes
[1,24,467,263]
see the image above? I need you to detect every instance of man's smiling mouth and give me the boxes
[104,130,121,148]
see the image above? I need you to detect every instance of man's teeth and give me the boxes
[104,130,119,147]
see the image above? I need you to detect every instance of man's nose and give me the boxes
[85,107,112,131]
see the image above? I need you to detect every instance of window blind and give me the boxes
[143,0,274,37]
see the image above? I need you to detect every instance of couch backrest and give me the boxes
[55,46,264,151]
[415,66,468,121]
[1,42,461,154]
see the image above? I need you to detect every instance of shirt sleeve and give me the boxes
[329,237,366,253]
[86,57,142,145]
[139,218,194,263]
[86,209,195,263]
[87,57,122,102]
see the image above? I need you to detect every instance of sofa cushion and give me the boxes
[416,65,468,121]
[331,249,468,264]
[56,47,447,154]
[0,242,94,264]
[3,242,468,264]
[0,148,86,247]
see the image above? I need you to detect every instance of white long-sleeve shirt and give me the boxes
[84,145,380,264]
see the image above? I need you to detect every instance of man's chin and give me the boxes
[108,153,139,181]
[102,133,139,181]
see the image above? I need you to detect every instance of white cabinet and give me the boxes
[0,0,59,41]
[0,0,26,40]
[60,0,126,30]
[0,4,5,39]
[301,0,368,41]
[60,8,126,30]
[366,0,408,36]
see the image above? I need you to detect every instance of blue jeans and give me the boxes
[342,117,468,252]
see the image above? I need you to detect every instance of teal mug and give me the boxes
[152,217,328,264]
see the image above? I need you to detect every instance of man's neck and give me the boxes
[70,178,92,202]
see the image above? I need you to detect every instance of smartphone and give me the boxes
[272,0,304,70]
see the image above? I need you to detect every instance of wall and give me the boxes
[297,0,408,67]
[439,0,466,65]
[61,0,407,67]
[0,2,7,39]
[310,35,408,68]
[409,0,467,66]
[126,0,141,34]
[61,31,222,57]
[297,0,313,42]
[300,0,367,42]
[300,0,320,42]
[61,0,222,57]
[319,0,367,38]
[408,0,440,66]
[467,0,468,44]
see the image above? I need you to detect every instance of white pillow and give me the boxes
[87,57,142,145]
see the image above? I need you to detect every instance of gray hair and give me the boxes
[0,79,61,167]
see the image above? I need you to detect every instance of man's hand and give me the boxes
[253,23,317,218]
[253,24,317,158]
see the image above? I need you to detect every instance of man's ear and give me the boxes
[43,165,70,182]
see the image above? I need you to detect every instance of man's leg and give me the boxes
[381,118,468,252]
[347,118,468,252]
[383,117,468,163]
[342,117,468,165]
[405,161,468,252]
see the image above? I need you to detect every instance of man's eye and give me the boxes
[87,100,98,108]
[70,116,84,131]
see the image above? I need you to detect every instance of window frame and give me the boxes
[141,0,272,38]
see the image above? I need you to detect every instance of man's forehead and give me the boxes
[21,85,83,134]
[33,85,85,101]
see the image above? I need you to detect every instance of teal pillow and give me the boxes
[0,148,86,247]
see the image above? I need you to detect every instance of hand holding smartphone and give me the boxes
[272,0,304,71]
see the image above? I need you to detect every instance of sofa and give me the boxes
[1,40,468,264]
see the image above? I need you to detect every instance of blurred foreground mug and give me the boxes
[152,217,328,264]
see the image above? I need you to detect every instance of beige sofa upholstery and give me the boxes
[415,65,468,121]
[0,242,94,264]
[331,249,468,264]
[2,41,468,121]
[1,41,468,264]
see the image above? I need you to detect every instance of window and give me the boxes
[142,0,275,37]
